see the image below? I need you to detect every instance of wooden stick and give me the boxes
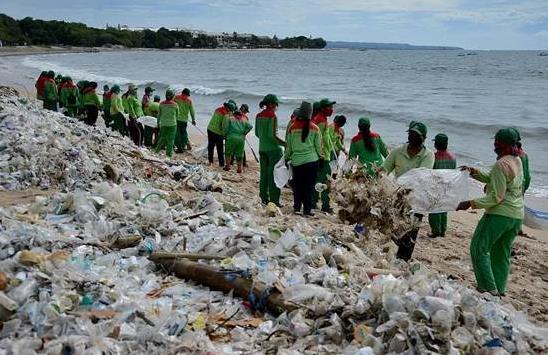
[150,252,226,261]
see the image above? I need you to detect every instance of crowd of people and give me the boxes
[35,71,533,297]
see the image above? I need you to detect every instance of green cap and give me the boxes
[111,84,121,93]
[509,128,521,142]
[47,70,55,78]
[494,128,518,145]
[358,117,371,130]
[318,98,336,108]
[153,95,161,101]
[145,86,155,93]
[408,121,427,138]
[260,94,280,106]
[103,84,109,91]
[433,133,448,145]
[166,89,175,99]
[224,99,238,112]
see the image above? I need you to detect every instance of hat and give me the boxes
[47,70,55,78]
[153,95,161,101]
[433,133,448,145]
[408,121,427,138]
[111,85,121,93]
[494,128,518,145]
[224,99,238,112]
[296,101,312,120]
[358,117,371,130]
[260,94,280,106]
[127,83,137,91]
[240,104,249,113]
[318,98,336,108]
[166,89,175,99]
[509,128,521,142]
[88,81,98,89]
[103,84,109,91]
[145,86,155,93]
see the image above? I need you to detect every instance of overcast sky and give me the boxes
[2,0,548,49]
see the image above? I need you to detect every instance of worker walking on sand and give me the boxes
[255,94,285,206]
[208,100,236,167]
[428,133,457,238]
[312,98,336,213]
[348,117,389,176]
[109,85,127,135]
[155,89,179,158]
[82,82,102,126]
[174,88,196,152]
[457,128,523,296]
[43,71,58,112]
[224,109,253,173]
[285,101,323,217]
[143,95,161,147]
[383,121,435,261]
[126,86,144,146]
[102,85,112,127]
[60,77,80,118]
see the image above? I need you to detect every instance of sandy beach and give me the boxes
[1,50,547,328]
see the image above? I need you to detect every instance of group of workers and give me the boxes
[35,70,532,297]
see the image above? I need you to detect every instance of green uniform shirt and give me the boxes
[312,113,333,160]
[174,94,196,123]
[518,149,531,193]
[226,115,253,139]
[284,120,323,166]
[82,89,102,108]
[208,106,231,136]
[471,155,524,219]
[383,144,435,177]
[145,101,160,118]
[328,123,345,154]
[110,93,125,115]
[255,108,285,152]
[127,95,143,118]
[44,79,58,101]
[348,132,389,176]
[60,85,79,108]
[158,100,179,127]
[103,93,111,113]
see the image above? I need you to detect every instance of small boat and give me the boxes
[539,52,548,57]
[524,196,548,230]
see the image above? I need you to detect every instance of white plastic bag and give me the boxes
[397,168,484,213]
[274,157,292,189]
[137,116,158,128]
[192,144,208,159]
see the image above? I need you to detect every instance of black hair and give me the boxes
[359,124,375,152]
[182,88,190,95]
[435,141,448,151]
[334,115,347,126]
[301,121,310,142]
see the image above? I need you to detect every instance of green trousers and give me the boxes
[429,213,448,236]
[225,135,245,161]
[44,100,58,111]
[155,125,176,157]
[111,113,127,136]
[259,148,283,205]
[64,105,78,118]
[470,214,522,294]
[313,160,332,210]
[144,126,157,147]
[174,121,189,151]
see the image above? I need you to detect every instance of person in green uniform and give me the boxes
[109,85,127,135]
[174,88,197,152]
[155,89,179,158]
[255,94,285,206]
[224,110,253,173]
[142,86,155,111]
[82,82,102,126]
[60,77,80,117]
[348,117,389,176]
[428,134,457,238]
[77,80,89,117]
[312,98,336,213]
[383,121,435,261]
[143,95,161,147]
[285,101,324,216]
[43,71,58,111]
[510,129,531,195]
[126,86,144,146]
[35,71,47,102]
[208,100,237,166]
[102,85,112,127]
[457,128,523,296]
[328,115,347,156]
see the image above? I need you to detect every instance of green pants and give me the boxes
[429,213,448,236]
[259,148,283,205]
[225,135,245,161]
[174,121,189,151]
[111,113,127,135]
[470,214,522,294]
[64,105,78,118]
[44,100,58,111]
[155,125,176,157]
[313,160,332,210]
[144,126,157,147]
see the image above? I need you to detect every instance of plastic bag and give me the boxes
[137,116,158,128]
[192,144,208,159]
[397,168,484,213]
[274,157,292,189]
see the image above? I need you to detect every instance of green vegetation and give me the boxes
[0,14,326,49]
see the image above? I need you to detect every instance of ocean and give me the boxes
[13,49,548,196]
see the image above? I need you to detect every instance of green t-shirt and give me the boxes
[145,101,160,118]
[127,95,143,118]
[382,144,435,178]
[255,108,285,152]
[174,94,196,123]
[348,132,389,176]
[226,115,253,140]
[284,120,323,166]
[82,90,102,108]
[158,100,179,127]
[110,93,125,115]
[208,106,230,136]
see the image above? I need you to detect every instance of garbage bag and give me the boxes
[192,144,208,159]
[137,116,158,128]
[397,168,484,213]
[274,157,292,189]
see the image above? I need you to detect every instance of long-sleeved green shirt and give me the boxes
[208,106,230,136]
[145,101,160,118]
[284,120,323,167]
[349,132,389,176]
[312,113,333,160]
[255,108,285,152]
[158,99,179,127]
[517,148,531,193]
[174,94,196,123]
[43,79,58,102]
[383,144,435,178]
[60,84,79,108]
[328,123,345,154]
[82,89,102,108]
[471,155,524,219]
[126,95,143,119]
[226,115,253,140]
[110,93,125,115]
[103,92,112,114]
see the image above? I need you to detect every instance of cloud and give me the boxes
[535,30,548,38]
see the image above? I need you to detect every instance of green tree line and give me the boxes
[0,14,326,49]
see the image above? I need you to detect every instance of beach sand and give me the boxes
[2,52,547,326]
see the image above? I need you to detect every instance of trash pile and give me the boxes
[333,168,417,241]
[1,92,547,354]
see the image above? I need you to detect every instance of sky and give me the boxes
[2,0,548,49]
